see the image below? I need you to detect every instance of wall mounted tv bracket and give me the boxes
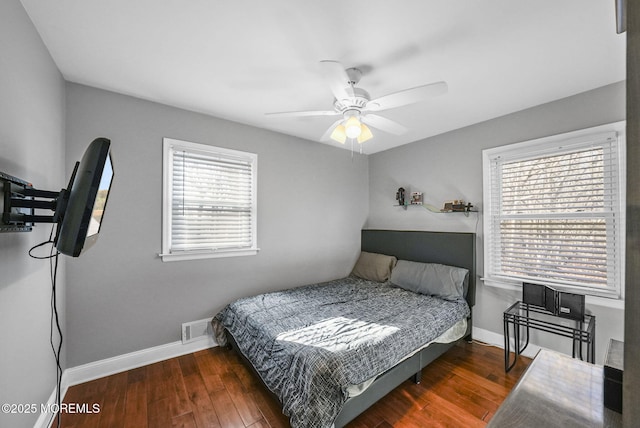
[1,166,77,233]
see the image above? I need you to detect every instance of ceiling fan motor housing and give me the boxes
[334,87,370,113]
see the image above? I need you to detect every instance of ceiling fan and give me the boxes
[265,60,448,144]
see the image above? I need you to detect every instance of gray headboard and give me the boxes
[361,229,476,307]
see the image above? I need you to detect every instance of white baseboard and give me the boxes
[65,336,218,387]
[472,326,541,359]
[33,381,65,428]
[34,336,217,428]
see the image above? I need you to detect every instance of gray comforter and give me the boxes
[212,276,470,428]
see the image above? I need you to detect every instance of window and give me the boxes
[161,138,258,261]
[482,123,625,298]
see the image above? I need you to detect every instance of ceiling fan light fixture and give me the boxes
[268,61,448,150]
[357,124,373,143]
[330,124,347,144]
[344,116,362,139]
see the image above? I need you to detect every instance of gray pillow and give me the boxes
[390,260,469,301]
[351,251,397,282]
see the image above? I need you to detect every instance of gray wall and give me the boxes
[64,83,369,367]
[0,1,66,427]
[367,81,626,363]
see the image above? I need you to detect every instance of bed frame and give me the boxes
[334,229,476,426]
[226,229,476,427]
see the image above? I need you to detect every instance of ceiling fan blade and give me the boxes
[320,118,344,141]
[361,114,408,135]
[366,81,448,112]
[265,109,339,118]
[319,60,354,101]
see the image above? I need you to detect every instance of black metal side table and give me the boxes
[503,301,596,372]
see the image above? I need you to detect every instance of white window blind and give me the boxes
[162,138,257,261]
[483,128,623,297]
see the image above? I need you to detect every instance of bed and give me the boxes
[212,229,476,428]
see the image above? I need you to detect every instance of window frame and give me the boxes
[161,137,258,262]
[482,122,626,300]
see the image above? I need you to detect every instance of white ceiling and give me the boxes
[21,0,625,154]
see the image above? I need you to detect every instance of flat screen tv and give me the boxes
[56,138,114,256]
[0,137,114,256]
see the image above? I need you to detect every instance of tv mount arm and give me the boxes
[4,186,67,223]
[1,162,79,231]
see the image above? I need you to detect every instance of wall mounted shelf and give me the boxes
[394,188,477,216]
[394,202,478,217]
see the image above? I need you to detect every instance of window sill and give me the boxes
[481,277,625,310]
[160,248,259,262]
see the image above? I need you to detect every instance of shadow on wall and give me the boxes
[0,231,46,291]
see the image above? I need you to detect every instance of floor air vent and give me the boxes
[181,318,213,344]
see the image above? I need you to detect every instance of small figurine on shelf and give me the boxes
[396,187,406,207]
[410,192,423,205]
[452,200,468,212]
[442,200,474,212]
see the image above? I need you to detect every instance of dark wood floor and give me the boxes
[55,341,531,428]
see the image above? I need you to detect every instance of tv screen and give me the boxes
[56,138,113,257]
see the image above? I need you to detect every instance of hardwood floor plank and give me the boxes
[248,389,290,428]
[146,361,171,403]
[97,371,128,428]
[121,365,149,428]
[246,420,271,428]
[231,359,261,392]
[194,350,226,393]
[220,371,263,426]
[208,347,238,376]
[433,361,512,405]
[178,354,200,378]
[427,376,500,420]
[164,358,192,418]
[58,341,530,428]
[182,371,222,428]
[417,389,486,428]
[346,403,387,428]
[147,397,171,428]
[178,353,224,426]
[171,412,198,428]
[123,377,147,428]
[369,382,431,425]
[209,388,246,428]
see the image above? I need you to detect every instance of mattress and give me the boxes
[345,317,467,397]
[212,275,470,428]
